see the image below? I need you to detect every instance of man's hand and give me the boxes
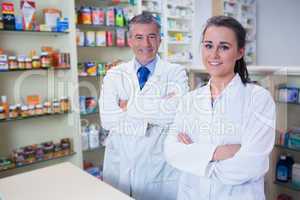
[177,132,193,144]
[119,99,128,111]
[163,92,176,99]
[212,144,241,161]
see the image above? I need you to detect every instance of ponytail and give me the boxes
[234,58,250,85]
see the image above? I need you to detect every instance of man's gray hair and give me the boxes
[128,13,161,35]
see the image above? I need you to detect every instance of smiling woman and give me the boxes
[164,15,276,200]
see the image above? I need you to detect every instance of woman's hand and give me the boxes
[212,144,241,161]
[177,133,193,144]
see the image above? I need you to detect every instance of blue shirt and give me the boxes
[134,56,157,78]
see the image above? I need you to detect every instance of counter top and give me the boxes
[0,162,133,200]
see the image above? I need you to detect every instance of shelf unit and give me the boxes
[140,0,195,67]
[212,0,257,65]
[0,0,82,178]
[270,74,300,200]
[165,0,195,66]
[75,0,139,167]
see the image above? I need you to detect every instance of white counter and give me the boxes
[0,162,133,200]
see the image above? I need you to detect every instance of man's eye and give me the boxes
[148,35,157,39]
[135,36,143,40]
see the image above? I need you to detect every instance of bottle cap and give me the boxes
[280,155,286,160]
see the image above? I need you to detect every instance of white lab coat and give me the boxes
[164,74,275,200]
[99,56,189,200]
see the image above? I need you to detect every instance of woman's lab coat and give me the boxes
[99,56,189,200]
[164,74,275,200]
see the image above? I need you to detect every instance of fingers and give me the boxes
[163,92,176,99]
[177,133,193,144]
[119,99,128,111]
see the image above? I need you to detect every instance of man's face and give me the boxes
[128,23,161,65]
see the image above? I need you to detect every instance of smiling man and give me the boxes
[99,13,189,200]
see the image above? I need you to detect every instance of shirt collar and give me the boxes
[135,56,158,76]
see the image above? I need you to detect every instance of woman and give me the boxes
[164,16,275,200]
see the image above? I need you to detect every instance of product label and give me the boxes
[277,166,288,181]
[2,3,14,14]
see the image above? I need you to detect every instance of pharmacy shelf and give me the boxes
[0,67,70,73]
[168,4,193,9]
[76,24,128,30]
[275,145,300,152]
[168,59,192,64]
[0,111,70,123]
[0,29,69,36]
[168,41,191,45]
[83,146,105,153]
[77,46,129,49]
[167,15,192,21]
[0,152,76,174]
[274,180,300,191]
[80,111,99,116]
[78,75,103,78]
[76,0,134,7]
[276,101,300,106]
[168,28,190,33]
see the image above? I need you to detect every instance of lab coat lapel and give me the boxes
[139,57,163,95]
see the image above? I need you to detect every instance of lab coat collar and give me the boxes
[206,74,243,104]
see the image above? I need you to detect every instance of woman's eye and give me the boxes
[219,45,229,51]
[204,44,213,49]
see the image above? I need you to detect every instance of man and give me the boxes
[99,13,189,200]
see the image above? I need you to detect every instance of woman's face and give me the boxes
[202,26,244,81]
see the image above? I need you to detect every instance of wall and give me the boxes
[256,0,300,66]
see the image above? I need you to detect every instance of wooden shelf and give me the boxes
[83,146,105,153]
[77,24,128,30]
[167,15,192,21]
[0,111,71,123]
[80,111,99,116]
[274,180,300,191]
[0,29,69,36]
[275,144,300,152]
[0,67,70,73]
[0,152,76,173]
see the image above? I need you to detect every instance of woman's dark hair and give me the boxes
[202,15,250,84]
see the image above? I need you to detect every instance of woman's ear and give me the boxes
[237,48,245,60]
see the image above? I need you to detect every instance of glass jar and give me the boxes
[32,56,41,69]
[25,58,32,69]
[40,52,51,68]
[53,100,60,113]
[60,97,70,113]
[8,56,18,70]
[15,104,21,117]
[21,105,28,118]
[35,104,43,115]
[28,105,35,116]
[9,105,18,118]
[17,56,25,69]
[42,141,54,159]
[43,101,52,114]
[0,106,5,120]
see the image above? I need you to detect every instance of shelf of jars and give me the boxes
[274,180,300,191]
[0,29,69,36]
[275,145,300,153]
[80,110,99,116]
[0,138,75,173]
[0,97,71,123]
[0,67,70,73]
